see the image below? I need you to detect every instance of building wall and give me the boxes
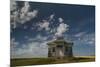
[64,46,73,57]
[56,46,64,57]
[48,42,73,58]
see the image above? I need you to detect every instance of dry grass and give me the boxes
[11,56,95,66]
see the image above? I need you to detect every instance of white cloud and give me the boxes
[28,34,48,42]
[10,1,38,28]
[20,2,30,14]
[11,10,19,28]
[55,22,69,37]
[20,8,38,24]
[10,0,17,11]
[37,14,55,31]
[84,33,95,45]
[74,33,95,45]
[11,38,19,48]
[38,20,50,31]
[88,41,94,44]
[11,38,20,56]
[11,39,48,58]
[19,2,38,24]
[49,14,55,21]
[74,32,86,37]
[50,28,56,33]
[58,17,64,22]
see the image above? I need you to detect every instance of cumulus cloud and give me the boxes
[11,10,19,28]
[55,22,69,37]
[40,17,69,38]
[58,17,64,23]
[19,2,38,24]
[11,38,20,56]
[37,14,55,31]
[74,33,95,45]
[11,38,48,58]
[38,20,50,31]
[49,14,55,21]
[83,33,95,45]
[10,0,17,11]
[28,34,48,42]
[10,1,38,28]
[11,38,19,48]
[50,28,56,33]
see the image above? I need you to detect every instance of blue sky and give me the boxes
[10,1,95,58]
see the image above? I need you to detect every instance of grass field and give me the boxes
[11,56,95,66]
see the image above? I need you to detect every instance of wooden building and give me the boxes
[47,37,73,58]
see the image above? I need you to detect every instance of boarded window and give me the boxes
[65,47,68,52]
[52,47,55,52]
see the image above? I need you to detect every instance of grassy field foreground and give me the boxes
[11,56,95,66]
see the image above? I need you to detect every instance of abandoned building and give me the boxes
[47,37,73,58]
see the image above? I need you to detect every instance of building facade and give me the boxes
[47,38,73,58]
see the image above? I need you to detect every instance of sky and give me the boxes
[10,1,95,58]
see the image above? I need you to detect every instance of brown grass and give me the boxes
[11,56,95,66]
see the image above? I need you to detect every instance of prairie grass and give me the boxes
[11,56,95,66]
